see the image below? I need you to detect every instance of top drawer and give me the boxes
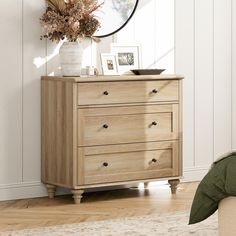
[77,80,179,105]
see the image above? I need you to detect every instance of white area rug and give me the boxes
[0,211,217,236]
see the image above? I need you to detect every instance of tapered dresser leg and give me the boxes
[168,179,180,194]
[72,190,84,204]
[46,184,57,199]
[144,182,149,189]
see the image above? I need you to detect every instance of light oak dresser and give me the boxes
[41,74,183,204]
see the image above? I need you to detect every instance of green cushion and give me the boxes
[189,155,236,224]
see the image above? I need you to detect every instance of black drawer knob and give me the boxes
[152,89,158,93]
[152,158,157,163]
[103,91,109,95]
[103,124,108,128]
[152,121,157,126]
[103,162,108,167]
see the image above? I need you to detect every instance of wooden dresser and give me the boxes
[41,75,183,204]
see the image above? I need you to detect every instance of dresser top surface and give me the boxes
[41,74,184,83]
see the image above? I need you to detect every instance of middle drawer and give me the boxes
[78,104,179,146]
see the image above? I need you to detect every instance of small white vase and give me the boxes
[59,42,83,76]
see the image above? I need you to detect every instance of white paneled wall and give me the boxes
[0,0,235,200]
[0,1,23,185]
[213,0,232,158]
[134,0,156,68]
[175,0,195,170]
[194,0,214,168]
[176,0,235,180]
[23,0,46,182]
[155,0,175,73]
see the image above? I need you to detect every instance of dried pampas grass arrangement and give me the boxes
[46,0,66,13]
[40,0,102,42]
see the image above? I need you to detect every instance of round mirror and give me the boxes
[94,0,139,38]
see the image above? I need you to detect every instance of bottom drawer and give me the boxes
[78,141,180,185]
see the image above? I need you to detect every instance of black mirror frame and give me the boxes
[95,0,139,38]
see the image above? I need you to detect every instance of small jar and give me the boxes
[86,66,95,76]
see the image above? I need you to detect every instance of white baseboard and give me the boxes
[0,181,73,201]
[0,182,47,201]
[0,166,209,201]
[182,166,209,182]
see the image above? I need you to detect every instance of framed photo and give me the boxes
[110,43,142,74]
[100,53,118,75]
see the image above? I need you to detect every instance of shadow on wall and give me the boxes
[34,39,95,76]
[136,0,153,11]
[146,47,174,70]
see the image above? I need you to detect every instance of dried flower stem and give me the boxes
[40,0,102,43]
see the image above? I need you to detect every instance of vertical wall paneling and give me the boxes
[134,0,155,68]
[213,0,232,159]
[23,0,47,181]
[96,36,114,74]
[155,0,175,73]
[81,39,93,68]
[46,41,62,76]
[0,1,23,184]
[115,14,135,42]
[91,39,97,67]
[232,0,236,150]
[194,0,214,167]
[175,0,195,168]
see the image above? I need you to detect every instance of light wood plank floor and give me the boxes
[0,182,198,232]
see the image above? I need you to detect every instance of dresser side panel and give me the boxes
[41,80,75,187]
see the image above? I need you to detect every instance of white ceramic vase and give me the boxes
[59,41,83,76]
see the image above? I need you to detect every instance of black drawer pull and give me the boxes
[103,91,109,95]
[151,121,157,126]
[152,158,157,163]
[152,89,158,93]
[103,162,108,167]
[103,124,108,129]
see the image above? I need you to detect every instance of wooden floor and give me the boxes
[0,182,198,232]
